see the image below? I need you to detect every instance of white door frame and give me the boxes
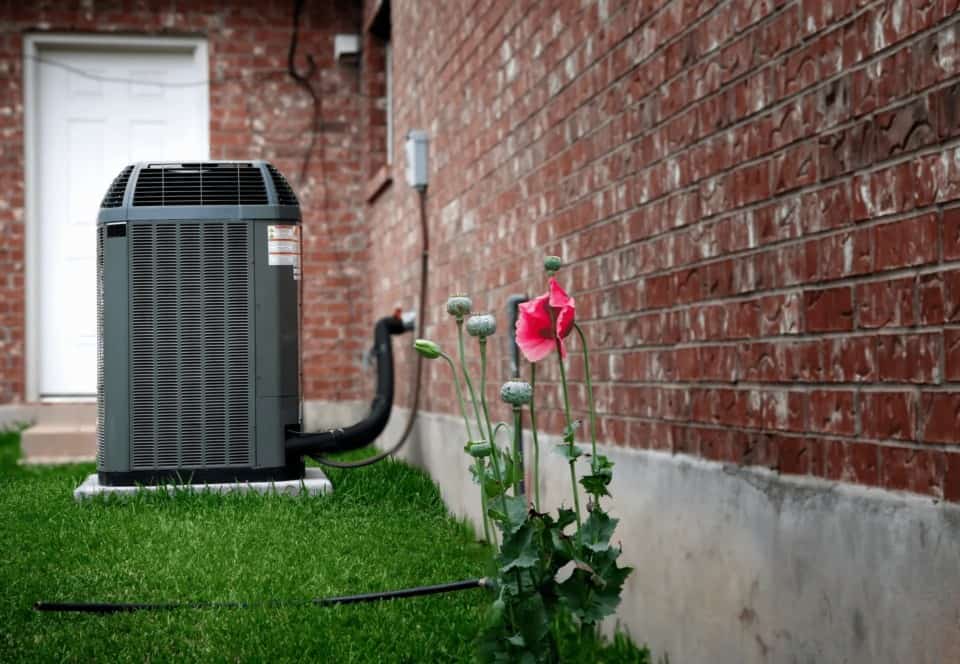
[22,33,209,402]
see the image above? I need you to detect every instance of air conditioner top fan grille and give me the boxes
[101,166,134,207]
[131,163,269,207]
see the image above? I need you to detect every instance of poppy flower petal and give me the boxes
[548,278,573,308]
[555,299,576,339]
[517,335,556,363]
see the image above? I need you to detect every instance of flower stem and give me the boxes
[556,349,582,532]
[512,406,523,496]
[441,353,473,441]
[529,363,541,511]
[573,323,598,463]
[453,323,491,544]
[480,339,510,521]
[457,321,485,437]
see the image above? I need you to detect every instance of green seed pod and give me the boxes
[467,441,493,458]
[413,338,442,359]
[465,313,496,338]
[445,295,473,320]
[500,380,533,406]
[544,255,562,273]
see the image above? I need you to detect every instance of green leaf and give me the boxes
[579,473,611,498]
[580,510,618,553]
[488,494,529,535]
[591,454,614,475]
[555,507,577,530]
[499,523,539,572]
[561,420,582,444]
[506,634,526,647]
[557,558,632,624]
[549,529,575,565]
[553,444,583,461]
[581,454,614,497]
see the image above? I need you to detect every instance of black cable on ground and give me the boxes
[309,186,429,469]
[34,578,487,615]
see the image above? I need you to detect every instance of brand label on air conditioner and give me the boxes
[267,224,301,279]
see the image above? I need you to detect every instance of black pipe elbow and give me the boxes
[285,314,408,456]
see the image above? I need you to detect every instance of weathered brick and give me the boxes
[778,435,814,476]
[946,330,960,381]
[880,445,946,498]
[825,440,880,486]
[856,277,916,329]
[824,336,877,383]
[920,391,960,443]
[804,287,854,332]
[919,270,960,324]
[861,391,917,441]
[875,333,941,384]
[808,389,856,435]
[947,452,960,502]
[944,207,960,260]
[873,213,939,271]
[875,98,939,159]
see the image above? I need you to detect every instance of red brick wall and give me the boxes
[369,0,960,502]
[0,1,368,405]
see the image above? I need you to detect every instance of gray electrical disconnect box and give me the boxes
[95,161,304,485]
[405,130,429,190]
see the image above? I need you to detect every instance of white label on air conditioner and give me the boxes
[267,225,300,278]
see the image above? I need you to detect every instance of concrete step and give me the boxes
[19,406,97,464]
[1,402,96,429]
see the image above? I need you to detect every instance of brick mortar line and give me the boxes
[568,378,957,392]
[567,251,960,322]
[464,7,959,242]
[576,328,950,352]
[441,58,960,294]
[541,73,960,258]
[432,0,552,102]
[613,415,960,454]
[560,197,954,302]
[445,0,790,200]
[571,265,953,328]
[430,0,491,87]
[457,0,944,214]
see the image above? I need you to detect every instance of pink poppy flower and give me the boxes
[515,278,576,362]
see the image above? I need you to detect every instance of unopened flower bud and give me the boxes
[500,380,533,406]
[445,295,473,320]
[544,255,562,274]
[413,339,442,359]
[466,313,496,338]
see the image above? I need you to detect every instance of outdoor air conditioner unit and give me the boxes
[95,161,304,486]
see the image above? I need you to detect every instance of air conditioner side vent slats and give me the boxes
[129,221,252,470]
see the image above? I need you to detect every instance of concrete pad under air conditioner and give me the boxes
[73,467,332,502]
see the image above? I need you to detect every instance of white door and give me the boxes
[34,44,208,398]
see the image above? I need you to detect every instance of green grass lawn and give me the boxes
[0,428,647,662]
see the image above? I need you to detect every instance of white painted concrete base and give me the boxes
[73,467,332,502]
[379,407,960,664]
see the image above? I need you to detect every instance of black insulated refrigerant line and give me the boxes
[285,187,429,468]
[284,312,408,455]
[34,578,488,614]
